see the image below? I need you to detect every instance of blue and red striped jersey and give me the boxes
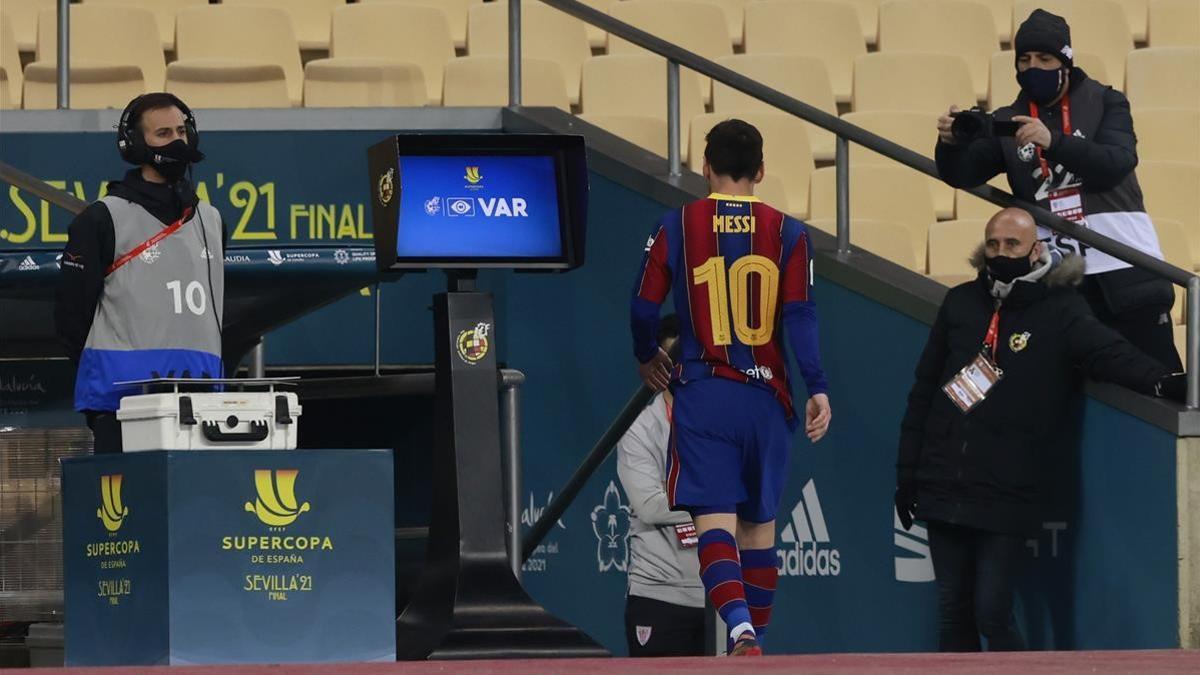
[631,193,827,421]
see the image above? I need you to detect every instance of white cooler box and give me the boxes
[117,389,301,451]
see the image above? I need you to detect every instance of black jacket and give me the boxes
[896,252,1168,536]
[54,170,207,364]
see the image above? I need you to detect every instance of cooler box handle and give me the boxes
[201,420,270,443]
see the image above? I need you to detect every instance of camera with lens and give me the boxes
[950,108,1020,143]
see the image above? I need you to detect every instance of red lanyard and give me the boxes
[1029,92,1071,181]
[106,208,194,276]
[983,310,1001,362]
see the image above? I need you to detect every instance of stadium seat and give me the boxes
[877,0,998,102]
[1140,161,1200,232]
[1148,0,1200,47]
[0,13,21,107]
[976,0,1015,43]
[467,2,590,107]
[712,55,838,162]
[1012,0,1134,90]
[835,0,882,46]
[166,61,290,108]
[841,111,954,219]
[689,111,815,217]
[989,50,1110,109]
[2,0,51,52]
[1126,47,1200,109]
[444,57,570,110]
[955,177,1011,221]
[1113,0,1150,42]
[754,173,790,213]
[744,0,865,104]
[304,60,426,108]
[609,0,732,105]
[174,6,303,106]
[1153,217,1190,322]
[1134,109,1200,162]
[810,165,937,270]
[31,5,162,89]
[82,0,205,51]
[701,0,751,47]
[222,0,341,52]
[577,114,669,157]
[928,219,987,285]
[1174,322,1186,358]
[360,0,474,50]
[0,66,12,109]
[807,218,921,272]
[581,55,705,162]
[24,62,145,109]
[853,52,976,114]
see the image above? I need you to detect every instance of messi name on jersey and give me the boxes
[712,214,756,234]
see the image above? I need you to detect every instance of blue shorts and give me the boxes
[666,377,793,523]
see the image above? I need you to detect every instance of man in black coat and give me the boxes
[894,207,1183,652]
[934,9,1180,371]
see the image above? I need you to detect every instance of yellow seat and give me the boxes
[713,54,838,162]
[467,2,590,107]
[808,218,921,272]
[577,114,669,157]
[303,4,452,107]
[1126,47,1200,109]
[744,0,865,104]
[700,0,751,47]
[0,66,10,109]
[810,165,937,270]
[975,0,1015,43]
[24,62,145,109]
[853,52,976,114]
[877,0,998,102]
[1,0,52,52]
[955,177,1012,221]
[609,0,733,105]
[304,59,426,108]
[1013,0,1133,90]
[832,0,882,46]
[929,219,987,282]
[444,57,570,111]
[1140,161,1200,232]
[222,0,341,51]
[174,6,303,106]
[1113,0,1150,42]
[166,60,290,108]
[689,111,815,218]
[1,12,21,107]
[582,55,705,162]
[753,173,792,214]
[841,111,954,220]
[1153,217,1190,322]
[1134,109,1200,162]
[989,50,1110,109]
[1148,0,1200,47]
[360,0,474,50]
[82,0,205,51]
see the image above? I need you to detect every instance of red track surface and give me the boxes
[14,651,1200,674]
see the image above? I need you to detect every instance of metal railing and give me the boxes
[506,0,1200,410]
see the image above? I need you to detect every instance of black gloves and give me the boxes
[1155,372,1187,402]
[895,474,917,532]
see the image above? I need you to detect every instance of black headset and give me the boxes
[116,93,200,165]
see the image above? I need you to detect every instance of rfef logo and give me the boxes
[244,469,311,527]
[456,322,491,365]
[778,479,841,577]
[97,474,129,533]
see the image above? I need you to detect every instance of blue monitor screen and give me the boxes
[396,154,564,259]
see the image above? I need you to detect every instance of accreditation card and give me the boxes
[943,353,1004,414]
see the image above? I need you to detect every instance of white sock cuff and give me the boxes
[729,622,755,641]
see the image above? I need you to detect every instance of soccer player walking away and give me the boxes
[629,119,832,656]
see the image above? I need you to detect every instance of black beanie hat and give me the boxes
[1014,9,1074,68]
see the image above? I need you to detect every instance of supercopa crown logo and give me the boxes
[465,166,482,185]
[245,469,311,527]
[456,322,491,365]
[97,474,129,533]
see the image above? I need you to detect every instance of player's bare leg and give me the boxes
[693,513,761,655]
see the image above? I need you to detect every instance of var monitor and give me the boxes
[368,134,588,271]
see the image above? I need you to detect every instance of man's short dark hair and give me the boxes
[704,119,763,182]
[130,92,185,132]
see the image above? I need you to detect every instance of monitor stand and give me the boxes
[395,271,607,659]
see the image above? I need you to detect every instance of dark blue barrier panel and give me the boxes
[62,449,395,665]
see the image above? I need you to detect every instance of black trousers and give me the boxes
[85,412,123,454]
[927,521,1027,652]
[1079,276,1182,372]
[624,595,706,657]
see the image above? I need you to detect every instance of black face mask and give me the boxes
[147,139,203,183]
[1017,66,1067,105]
[986,249,1036,284]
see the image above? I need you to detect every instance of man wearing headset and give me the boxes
[55,92,225,454]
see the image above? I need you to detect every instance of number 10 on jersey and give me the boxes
[692,255,779,346]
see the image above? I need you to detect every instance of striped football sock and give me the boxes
[740,547,779,647]
[697,529,754,648]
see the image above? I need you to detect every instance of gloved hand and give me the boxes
[895,480,917,531]
[1155,372,1187,402]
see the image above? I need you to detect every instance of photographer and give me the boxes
[935,9,1180,371]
